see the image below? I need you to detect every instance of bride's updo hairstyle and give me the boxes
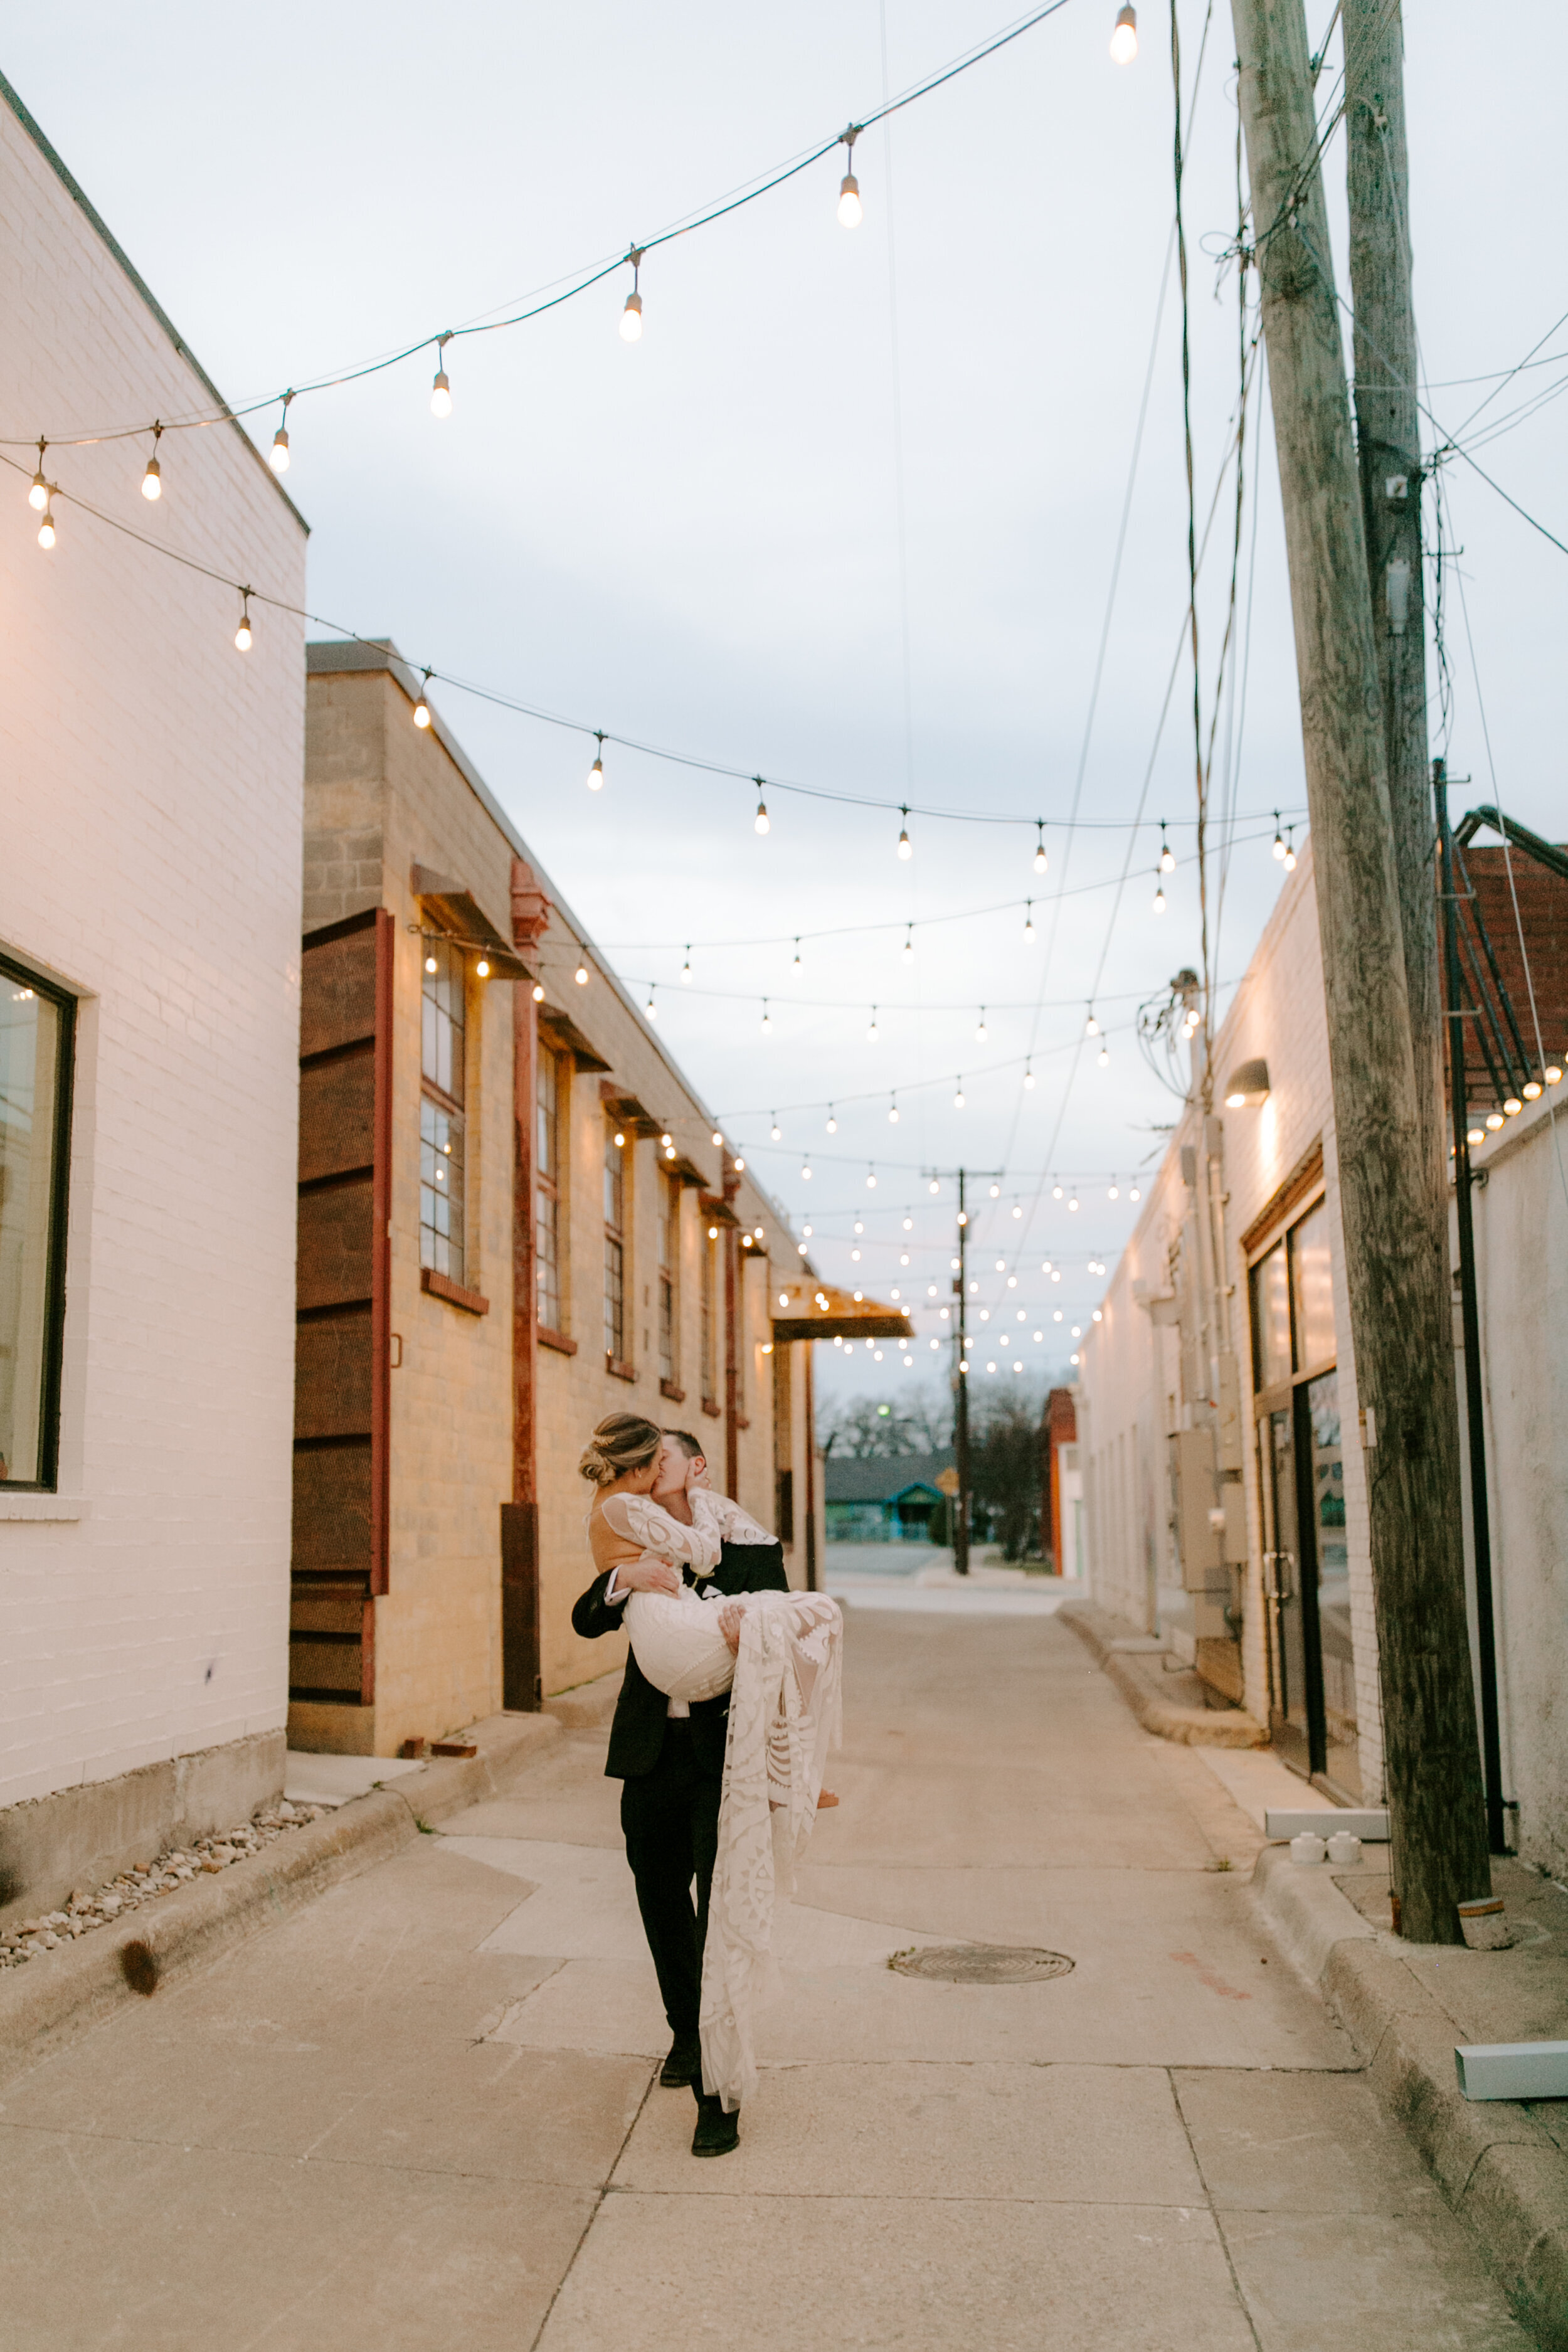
[578,1412,664,1489]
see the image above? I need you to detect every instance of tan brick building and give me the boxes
[288,641,835,1756]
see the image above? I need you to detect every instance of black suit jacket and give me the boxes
[572,1539,790,1779]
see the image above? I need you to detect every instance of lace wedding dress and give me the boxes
[698,1589,844,2112]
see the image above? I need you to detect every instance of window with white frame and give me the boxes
[0,956,74,1488]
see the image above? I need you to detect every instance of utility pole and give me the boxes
[925,1167,1002,1577]
[1343,0,1448,1214]
[1230,0,1490,1940]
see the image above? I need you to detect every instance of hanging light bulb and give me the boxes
[430,335,453,417]
[28,440,48,511]
[771,1115,782,1140]
[575,956,590,986]
[1023,903,1035,941]
[1130,1185,1142,1202]
[413,670,433,728]
[1052,1183,1064,1200]
[234,592,253,652]
[1097,1044,1110,1069]
[682,946,692,983]
[531,982,546,1003]
[975,1010,988,1042]
[761,1000,772,1034]
[903,925,914,961]
[866,1167,877,1189]
[896,805,912,859]
[1034,822,1048,875]
[753,783,770,835]
[425,952,438,975]
[793,938,803,970]
[989,1184,1001,1200]
[1023,1063,1036,1090]
[476,958,491,979]
[826,1109,838,1133]
[867,1009,879,1042]
[954,1078,966,1108]
[1272,812,1286,860]
[1283,825,1298,872]
[644,986,657,1021]
[1159,821,1175,872]
[712,1129,725,1148]
[36,496,56,549]
[1110,4,1138,63]
[269,394,292,473]
[620,248,645,341]
[1109,1182,1120,1199]
[1153,874,1167,914]
[837,126,862,226]
[141,424,162,501]
[588,733,605,790]
[1085,1008,1100,1036]
[887,1097,899,1124]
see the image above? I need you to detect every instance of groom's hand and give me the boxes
[718,1602,744,1655]
[617,1559,682,1597]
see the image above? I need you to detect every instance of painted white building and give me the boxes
[0,76,308,1912]
[1078,828,1568,1869]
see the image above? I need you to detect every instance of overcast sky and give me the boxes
[9,2,1565,1414]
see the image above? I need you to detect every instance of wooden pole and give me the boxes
[1343,0,1448,1210]
[1230,0,1489,1940]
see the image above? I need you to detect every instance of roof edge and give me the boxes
[0,70,307,535]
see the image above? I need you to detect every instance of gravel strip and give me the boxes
[0,1801,329,1969]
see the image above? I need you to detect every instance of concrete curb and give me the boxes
[1058,1602,1268,1748]
[0,1711,562,2089]
[1252,1841,1568,2349]
[543,1668,623,1732]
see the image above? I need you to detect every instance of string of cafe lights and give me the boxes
[6,0,1132,471]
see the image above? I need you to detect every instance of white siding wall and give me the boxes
[0,95,307,1805]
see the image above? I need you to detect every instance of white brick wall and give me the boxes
[0,98,307,1806]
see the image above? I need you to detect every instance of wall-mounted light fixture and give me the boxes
[1224,1056,1271,1108]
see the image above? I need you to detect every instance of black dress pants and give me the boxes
[620,1719,721,2042]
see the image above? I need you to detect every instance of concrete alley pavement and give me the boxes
[0,1609,1534,2349]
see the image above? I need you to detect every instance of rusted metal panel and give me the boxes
[296,1175,374,1312]
[299,914,378,1059]
[294,1307,373,1439]
[298,1043,376,1184]
[292,1442,373,1574]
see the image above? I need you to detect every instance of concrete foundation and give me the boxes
[0,1730,285,1927]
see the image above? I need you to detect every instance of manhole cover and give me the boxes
[889,1944,1075,1984]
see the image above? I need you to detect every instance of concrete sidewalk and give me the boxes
[0,1614,1535,2348]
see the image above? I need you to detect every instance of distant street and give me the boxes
[0,1609,1528,2349]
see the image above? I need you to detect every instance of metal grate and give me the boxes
[889,1943,1074,1984]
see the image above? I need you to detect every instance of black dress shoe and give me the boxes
[660,2035,701,2088]
[691,2094,740,2158]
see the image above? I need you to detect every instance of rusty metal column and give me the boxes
[503,857,550,1711]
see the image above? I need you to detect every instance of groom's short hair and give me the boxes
[664,1429,704,1461]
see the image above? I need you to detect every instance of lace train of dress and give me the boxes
[697,1590,844,2112]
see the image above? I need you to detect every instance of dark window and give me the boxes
[536,1047,563,1330]
[604,1120,626,1364]
[700,1227,718,1405]
[420,938,465,1284]
[658,1173,678,1383]
[0,956,73,1488]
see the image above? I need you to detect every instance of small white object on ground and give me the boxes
[1454,2040,1568,2099]
[1326,1831,1363,1867]
[1457,1895,1515,1952]
[1290,1833,1328,1865]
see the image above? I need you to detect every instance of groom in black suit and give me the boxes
[571,1431,787,2158]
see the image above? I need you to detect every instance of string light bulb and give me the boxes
[1085,1008,1099,1036]
[1097,1044,1110,1068]
[575,957,590,986]
[682,946,692,983]
[1110,4,1138,63]
[1153,874,1167,914]
[141,424,162,501]
[1283,825,1298,872]
[28,441,48,511]
[1158,821,1175,872]
[644,986,657,1021]
[234,592,253,652]
[793,938,803,970]
[896,806,912,859]
[430,336,453,417]
[903,925,914,961]
[476,958,490,979]
[269,395,292,473]
[867,1009,879,1042]
[837,126,862,226]
[753,783,770,835]
[761,1000,772,1033]
[413,671,433,729]
[771,1115,782,1140]
[888,1096,899,1123]
[620,248,645,341]
[1023,903,1035,941]
[36,497,56,549]
[588,733,605,790]
[954,1078,965,1108]
[975,1010,987,1042]
[1023,1062,1035,1089]
[532,982,546,1003]
[866,1168,877,1189]
[1130,1185,1142,1201]
[1034,822,1048,874]
[712,1128,724,1148]
[826,1108,837,1133]
[425,953,438,975]
[1272,811,1286,861]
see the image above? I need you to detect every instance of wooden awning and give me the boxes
[770,1278,913,1344]
[537,1003,612,1073]
[411,865,532,983]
